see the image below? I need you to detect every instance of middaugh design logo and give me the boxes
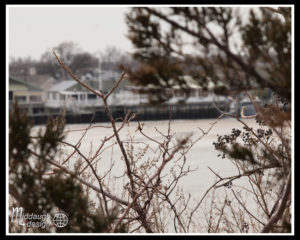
[10,207,68,229]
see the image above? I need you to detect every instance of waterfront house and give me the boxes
[117,75,228,107]
[25,74,56,101]
[45,79,104,114]
[9,76,44,114]
[45,70,131,113]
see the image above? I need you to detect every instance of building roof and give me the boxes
[9,76,42,91]
[49,76,131,93]
[10,74,54,88]
[50,80,78,91]
[25,75,55,90]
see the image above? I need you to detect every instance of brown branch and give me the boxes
[214,199,226,233]
[63,124,112,133]
[104,71,126,100]
[231,189,266,226]
[29,149,129,207]
[60,140,111,220]
[111,140,187,232]
[248,178,270,218]
[53,50,104,98]
[53,52,154,233]
[261,171,291,233]
[80,111,132,174]
[101,98,139,202]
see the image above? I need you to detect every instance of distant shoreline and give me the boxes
[29,104,231,125]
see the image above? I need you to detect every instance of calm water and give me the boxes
[59,118,259,196]
[33,118,276,232]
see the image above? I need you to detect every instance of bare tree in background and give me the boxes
[98,46,138,72]
[10,41,99,80]
[9,56,36,81]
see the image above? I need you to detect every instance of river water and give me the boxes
[34,117,278,232]
[60,118,258,195]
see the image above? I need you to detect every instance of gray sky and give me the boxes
[8,5,286,61]
[8,6,134,60]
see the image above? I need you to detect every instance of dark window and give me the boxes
[29,95,42,102]
[9,91,13,101]
[20,107,28,113]
[33,107,44,114]
[87,94,97,100]
[15,96,26,102]
[71,94,78,100]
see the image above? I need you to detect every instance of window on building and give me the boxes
[9,91,13,101]
[71,94,78,100]
[29,95,42,102]
[80,94,85,101]
[15,96,27,102]
[87,94,97,100]
[53,92,57,100]
[33,107,44,114]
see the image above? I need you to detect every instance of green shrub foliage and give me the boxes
[9,102,126,233]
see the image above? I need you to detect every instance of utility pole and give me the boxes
[98,54,102,92]
[236,93,241,117]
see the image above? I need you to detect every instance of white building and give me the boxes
[115,75,228,106]
[45,73,229,114]
[45,80,106,113]
[45,69,127,113]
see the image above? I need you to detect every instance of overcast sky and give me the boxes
[8,6,134,60]
[8,5,287,61]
